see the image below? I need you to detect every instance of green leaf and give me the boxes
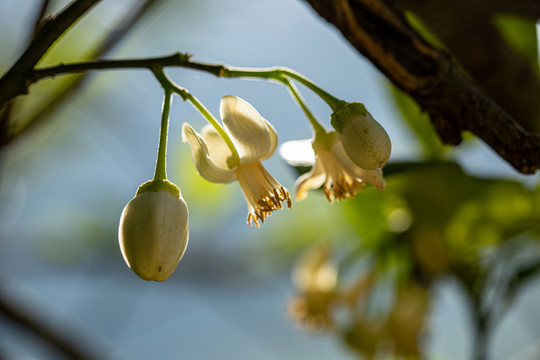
[493,14,539,72]
[388,86,448,159]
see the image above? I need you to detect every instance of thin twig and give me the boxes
[0,0,100,106]
[0,0,52,146]
[6,0,165,146]
[29,0,53,41]
[0,284,99,360]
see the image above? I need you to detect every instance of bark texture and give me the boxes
[304,0,540,174]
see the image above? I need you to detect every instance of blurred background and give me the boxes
[0,1,539,359]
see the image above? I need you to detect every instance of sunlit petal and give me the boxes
[261,118,279,160]
[182,123,236,184]
[279,139,316,167]
[220,95,271,163]
[295,161,325,201]
[332,141,385,190]
[201,124,233,169]
[354,167,386,190]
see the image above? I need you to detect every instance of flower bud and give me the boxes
[331,103,391,170]
[118,180,189,281]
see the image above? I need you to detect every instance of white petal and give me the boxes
[261,118,279,160]
[331,140,358,168]
[295,161,326,201]
[220,95,271,163]
[182,123,236,183]
[332,141,385,190]
[279,139,316,167]
[354,168,386,190]
[201,124,234,169]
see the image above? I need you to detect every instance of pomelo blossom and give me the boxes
[295,131,385,203]
[182,95,291,227]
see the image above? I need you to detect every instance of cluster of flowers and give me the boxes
[118,96,391,281]
[288,243,428,358]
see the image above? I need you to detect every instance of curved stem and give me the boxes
[30,53,346,111]
[279,69,346,112]
[224,67,345,111]
[154,89,172,180]
[184,92,240,166]
[280,78,327,136]
[151,67,240,166]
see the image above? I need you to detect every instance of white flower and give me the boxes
[295,131,385,203]
[331,102,391,170]
[182,95,291,227]
[292,242,337,294]
[118,180,189,281]
[288,243,338,332]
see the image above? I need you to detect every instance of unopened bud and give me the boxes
[331,103,391,170]
[118,180,189,281]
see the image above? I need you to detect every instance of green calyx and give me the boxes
[226,152,241,169]
[313,130,340,152]
[136,179,180,196]
[330,102,368,133]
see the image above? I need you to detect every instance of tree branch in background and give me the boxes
[480,0,540,18]
[29,0,53,41]
[0,0,100,107]
[303,0,540,174]
[395,0,540,133]
[2,0,166,147]
[0,0,52,150]
[0,283,100,360]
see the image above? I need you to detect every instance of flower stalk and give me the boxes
[152,67,240,168]
[282,78,327,136]
[224,67,345,111]
[33,53,346,112]
[182,96,292,227]
[154,89,172,181]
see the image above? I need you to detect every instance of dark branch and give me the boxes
[3,0,165,147]
[303,0,540,174]
[0,0,100,107]
[477,0,540,18]
[33,53,228,82]
[0,283,100,360]
[395,0,540,133]
[29,0,53,41]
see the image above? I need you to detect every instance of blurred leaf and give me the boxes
[253,191,358,270]
[493,14,539,73]
[343,320,382,359]
[482,236,540,320]
[345,161,540,272]
[389,86,448,159]
[342,281,429,359]
[384,283,429,358]
[343,185,406,250]
[8,4,132,137]
[404,11,447,50]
